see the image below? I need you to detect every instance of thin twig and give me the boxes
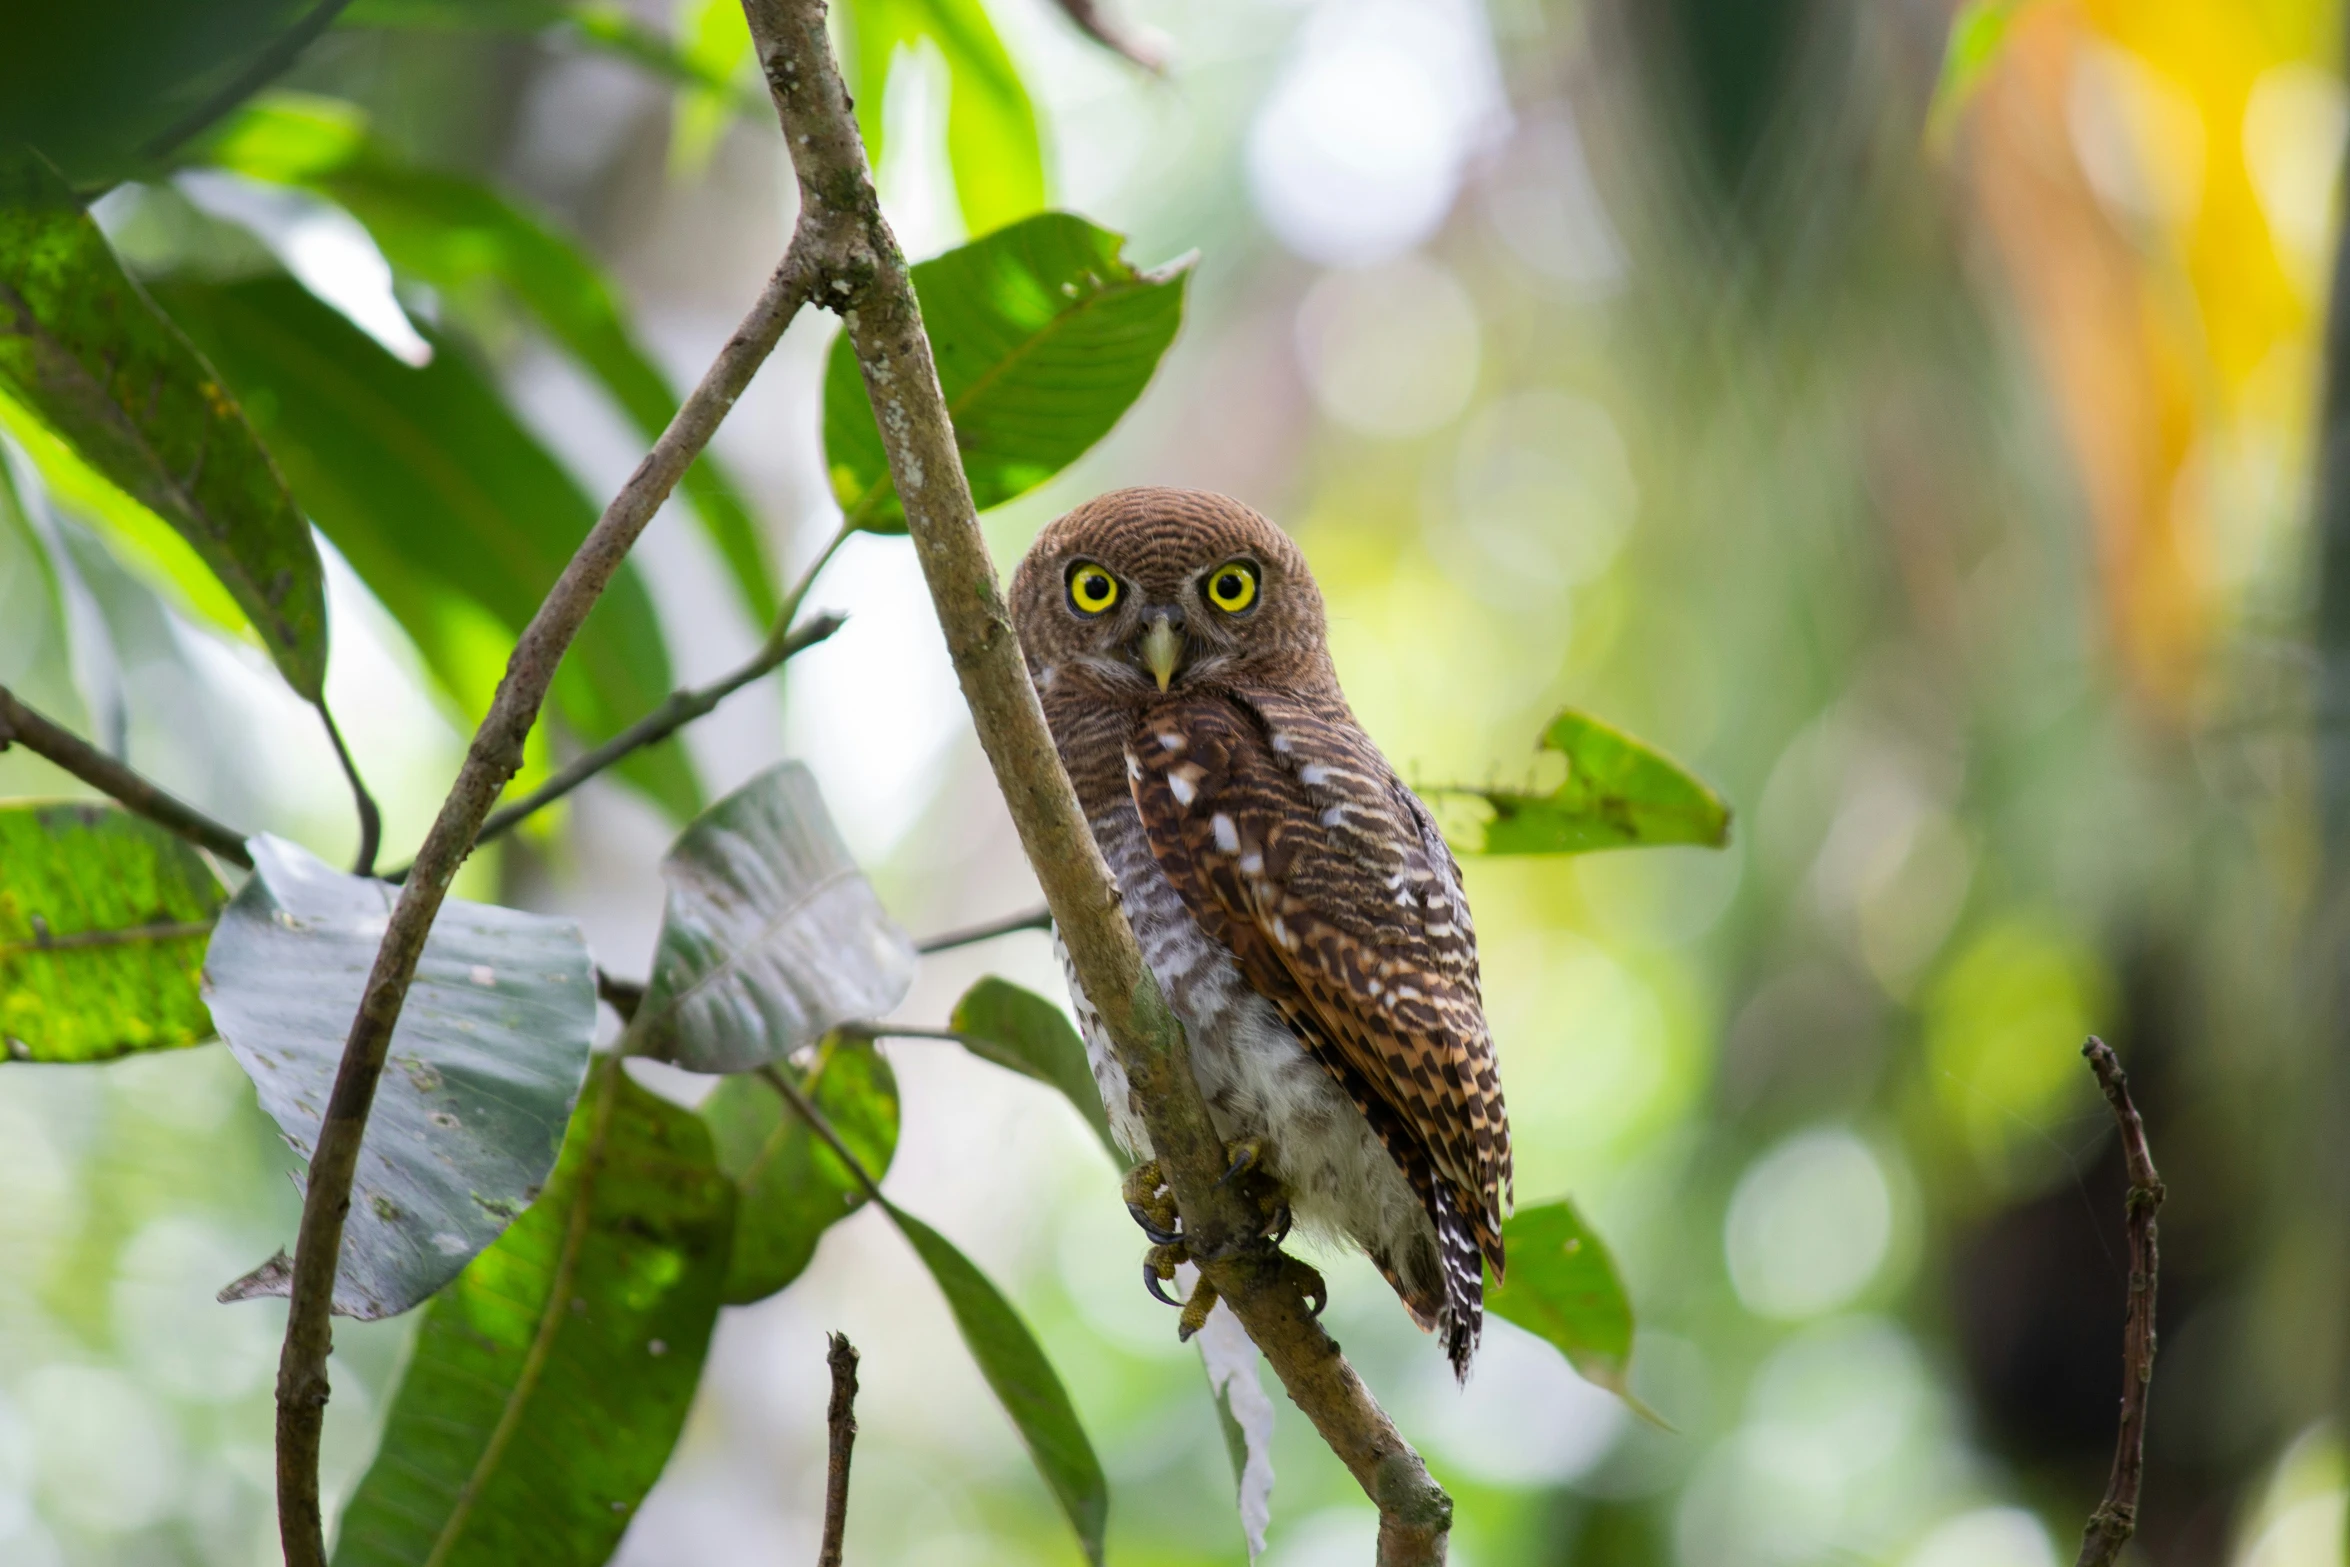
[915,905,1052,953]
[760,1063,885,1202]
[265,249,818,1567]
[0,685,254,867]
[819,1333,860,1567]
[317,706,382,877]
[739,4,1453,1559]
[383,603,848,882]
[2076,1036,2164,1567]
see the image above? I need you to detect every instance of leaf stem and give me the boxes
[266,246,819,1567]
[738,3,1451,1558]
[0,685,253,867]
[759,1063,885,1204]
[317,704,382,877]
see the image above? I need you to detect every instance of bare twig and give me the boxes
[740,4,1452,1558]
[820,1333,860,1567]
[382,601,849,882]
[0,684,253,867]
[265,250,818,1567]
[2076,1036,2164,1567]
[915,904,1052,953]
[317,706,382,877]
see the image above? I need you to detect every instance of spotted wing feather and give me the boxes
[1127,691,1511,1368]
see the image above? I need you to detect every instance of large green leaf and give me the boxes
[332,1057,735,1567]
[152,272,699,819]
[1428,709,1731,856]
[339,0,769,114]
[0,803,224,1064]
[700,1035,899,1303]
[0,0,326,186]
[205,94,780,625]
[949,976,1119,1160]
[207,835,596,1319]
[840,0,1047,237]
[886,1201,1108,1564]
[630,762,916,1074]
[823,212,1191,532]
[1485,1199,1640,1405]
[0,157,328,697]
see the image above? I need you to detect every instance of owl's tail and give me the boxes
[1432,1187,1487,1381]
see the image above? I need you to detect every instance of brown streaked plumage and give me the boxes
[1010,486,1512,1376]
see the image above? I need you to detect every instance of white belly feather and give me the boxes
[1056,799,1432,1280]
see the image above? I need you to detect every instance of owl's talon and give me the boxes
[1122,1160,1182,1243]
[1176,1273,1220,1341]
[1143,1260,1182,1309]
[1269,1202,1293,1247]
[1277,1252,1327,1317]
[1216,1138,1265,1188]
[1127,1202,1182,1247]
[1143,1240,1189,1309]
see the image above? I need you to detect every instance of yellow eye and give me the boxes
[1068,564,1120,616]
[1205,561,1258,613]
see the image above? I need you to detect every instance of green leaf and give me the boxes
[885,1200,1108,1563]
[0,803,224,1064]
[151,272,700,820]
[700,1035,899,1303]
[207,835,596,1319]
[948,976,1120,1161]
[1428,709,1731,855]
[1485,1199,1646,1410]
[631,762,916,1074]
[840,0,1046,236]
[205,94,781,625]
[667,0,754,179]
[339,0,770,116]
[823,211,1191,532]
[0,156,329,698]
[332,1057,735,1567]
[1,0,326,186]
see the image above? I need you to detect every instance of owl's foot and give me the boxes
[1142,1241,1219,1337]
[1273,1251,1328,1318]
[1123,1160,1181,1247]
[1217,1138,1265,1186]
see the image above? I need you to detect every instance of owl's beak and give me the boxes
[1138,610,1185,692]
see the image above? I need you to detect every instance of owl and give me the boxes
[1009,487,1512,1377]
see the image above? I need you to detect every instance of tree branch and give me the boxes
[740,4,1452,1559]
[2076,1036,2164,1567]
[0,684,254,867]
[265,250,819,1567]
[820,1332,860,1567]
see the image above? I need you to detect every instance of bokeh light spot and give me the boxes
[1725,1128,1892,1320]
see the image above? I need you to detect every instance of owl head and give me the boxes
[1010,487,1333,704]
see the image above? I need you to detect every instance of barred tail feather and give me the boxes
[1433,1187,1486,1381]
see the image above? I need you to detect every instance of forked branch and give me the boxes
[2076,1036,2164,1567]
[739,3,1453,1559]
[265,250,819,1567]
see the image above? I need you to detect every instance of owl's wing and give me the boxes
[1126,690,1511,1276]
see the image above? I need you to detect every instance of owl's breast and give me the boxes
[1062,796,1430,1281]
